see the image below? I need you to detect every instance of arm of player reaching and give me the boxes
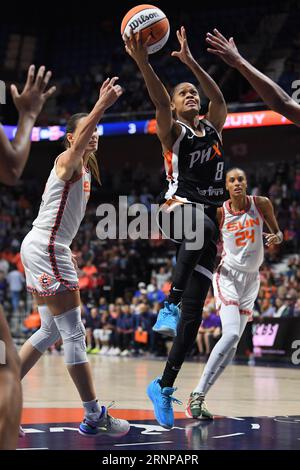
[124,31,180,148]
[255,196,283,246]
[206,29,300,127]
[216,207,224,227]
[0,65,56,185]
[172,26,227,133]
[57,77,123,180]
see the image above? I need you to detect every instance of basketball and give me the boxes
[121,4,170,54]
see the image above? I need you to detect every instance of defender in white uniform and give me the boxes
[214,193,265,320]
[19,78,130,438]
[21,157,91,295]
[186,168,283,420]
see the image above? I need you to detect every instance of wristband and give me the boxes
[275,231,283,244]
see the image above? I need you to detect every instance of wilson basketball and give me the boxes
[121,4,170,54]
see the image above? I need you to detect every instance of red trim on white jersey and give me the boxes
[219,206,225,230]
[47,180,79,291]
[225,195,251,216]
[253,196,266,223]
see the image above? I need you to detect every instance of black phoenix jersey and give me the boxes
[161,119,226,206]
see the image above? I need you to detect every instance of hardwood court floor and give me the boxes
[22,354,300,416]
[18,354,300,450]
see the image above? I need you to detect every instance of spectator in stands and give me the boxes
[98,296,108,311]
[116,305,134,356]
[284,294,296,317]
[6,264,25,313]
[268,178,283,205]
[82,259,98,287]
[0,271,8,306]
[0,255,9,277]
[98,310,113,355]
[23,303,41,337]
[293,168,300,201]
[273,298,291,317]
[134,282,147,298]
[133,303,155,355]
[153,266,172,290]
[261,299,276,317]
[146,280,166,304]
[197,307,222,357]
[86,307,102,354]
[293,298,300,317]
[106,305,121,355]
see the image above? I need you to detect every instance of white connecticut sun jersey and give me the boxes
[32,158,91,246]
[220,195,264,273]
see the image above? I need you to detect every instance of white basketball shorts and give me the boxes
[20,227,79,296]
[213,262,260,320]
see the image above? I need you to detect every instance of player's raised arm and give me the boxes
[172,26,227,134]
[0,65,56,185]
[206,29,300,127]
[57,77,123,181]
[124,31,181,149]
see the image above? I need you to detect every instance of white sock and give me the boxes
[194,304,247,395]
[83,399,101,420]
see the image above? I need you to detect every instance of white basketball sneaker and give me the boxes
[79,403,130,437]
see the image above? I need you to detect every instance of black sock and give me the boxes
[160,361,181,388]
[168,285,183,305]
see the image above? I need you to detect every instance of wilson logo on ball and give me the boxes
[129,12,160,31]
[121,4,170,54]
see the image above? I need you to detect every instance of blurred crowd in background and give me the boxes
[1,2,300,124]
[1,1,300,359]
[1,153,300,357]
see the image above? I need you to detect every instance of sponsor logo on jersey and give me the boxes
[197,186,224,196]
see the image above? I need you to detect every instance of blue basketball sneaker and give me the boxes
[152,301,180,337]
[79,404,130,437]
[147,377,182,429]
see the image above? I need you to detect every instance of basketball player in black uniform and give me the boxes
[0,65,55,449]
[125,27,227,428]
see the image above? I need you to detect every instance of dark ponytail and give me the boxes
[64,113,101,185]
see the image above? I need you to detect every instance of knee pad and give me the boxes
[30,305,61,353]
[53,306,87,365]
